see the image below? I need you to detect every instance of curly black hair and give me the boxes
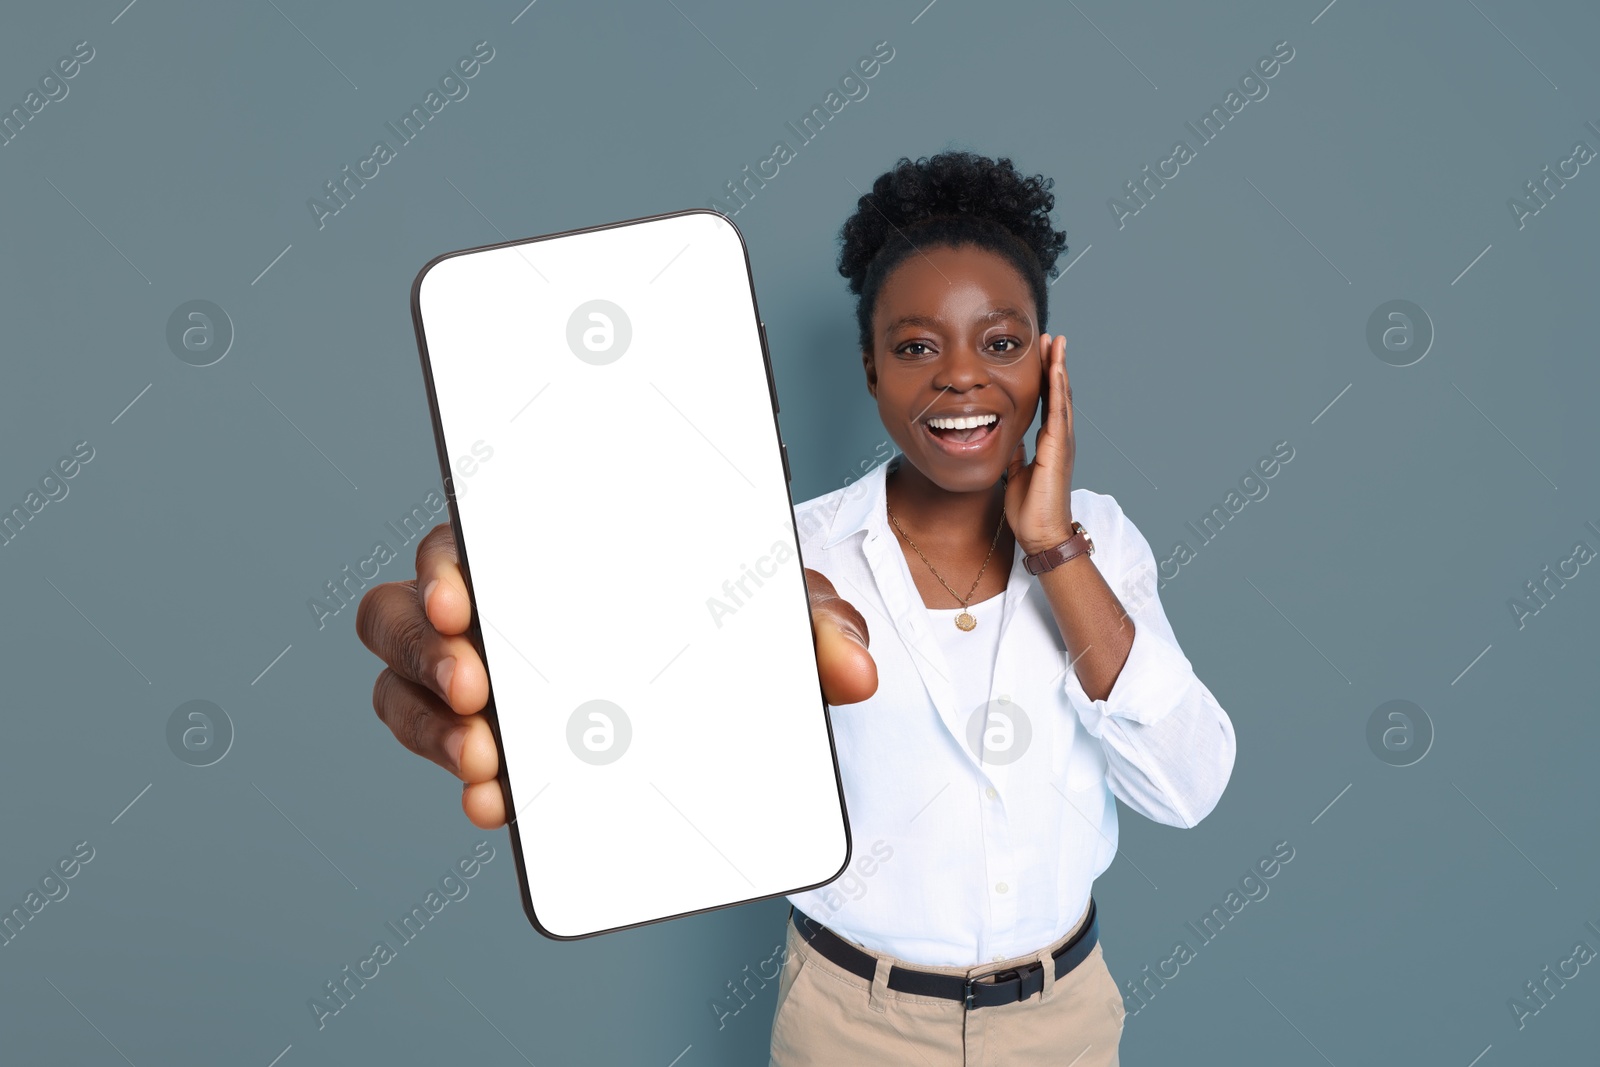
[837,150,1069,355]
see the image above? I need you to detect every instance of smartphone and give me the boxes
[410,209,850,939]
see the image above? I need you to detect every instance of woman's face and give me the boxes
[863,243,1044,494]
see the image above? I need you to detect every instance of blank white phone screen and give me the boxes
[413,211,848,938]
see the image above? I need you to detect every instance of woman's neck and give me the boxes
[884,457,1011,553]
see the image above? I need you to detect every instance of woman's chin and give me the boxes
[906,450,1008,492]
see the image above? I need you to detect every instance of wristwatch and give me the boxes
[1023,521,1094,575]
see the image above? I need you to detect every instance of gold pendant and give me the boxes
[955,611,976,632]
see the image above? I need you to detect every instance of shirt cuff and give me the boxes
[1062,617,1196,738]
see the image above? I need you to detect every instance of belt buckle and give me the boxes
[963,978,976,1010]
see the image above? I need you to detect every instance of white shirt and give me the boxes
[926,591,1004,731]
[785,453,1237,966]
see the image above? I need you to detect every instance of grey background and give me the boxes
[2,0,1597,1063]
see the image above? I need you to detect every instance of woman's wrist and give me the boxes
[1019,522,1076,557]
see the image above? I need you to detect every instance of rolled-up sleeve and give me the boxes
[1061,493,1237,829]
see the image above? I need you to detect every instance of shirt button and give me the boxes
[985,787,998,800]
[993,954,1006,962]
[995,882,1008,894]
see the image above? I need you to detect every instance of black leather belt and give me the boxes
[788,898,1098,1010]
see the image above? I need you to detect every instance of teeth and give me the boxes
[927,414,998,430]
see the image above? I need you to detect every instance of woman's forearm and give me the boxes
[1032,549,1136,702]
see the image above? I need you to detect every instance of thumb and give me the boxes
[804,568,878,705]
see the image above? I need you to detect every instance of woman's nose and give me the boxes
[930,343,992,391]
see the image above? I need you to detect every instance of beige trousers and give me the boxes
[768,900,1126,1066]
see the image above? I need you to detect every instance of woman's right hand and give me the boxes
[357,522,878,830]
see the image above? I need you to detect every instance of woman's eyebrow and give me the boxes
[884,313,944,332]
[980,306,1031,324]
[884,307,1031,333]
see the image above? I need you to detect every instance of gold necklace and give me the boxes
[886,496,1007,632]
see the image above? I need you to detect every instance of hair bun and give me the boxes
[838,151,1066,295]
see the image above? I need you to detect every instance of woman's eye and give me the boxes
[895,337,1026,357]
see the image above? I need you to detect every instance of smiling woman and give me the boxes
[766,151,1237,1066]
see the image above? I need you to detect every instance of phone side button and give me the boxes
[781,443,791,483]
[759,322,779,415]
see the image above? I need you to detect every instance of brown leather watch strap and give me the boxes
[1023,521,1094,575]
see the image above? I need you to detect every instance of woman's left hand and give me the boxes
[1004,332,1076,556]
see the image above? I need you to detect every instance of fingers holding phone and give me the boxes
[805,567,878,706]
[357,522,505,829]
[359,531,880,832]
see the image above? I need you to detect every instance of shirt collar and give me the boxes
[821,452,901,549]
[822,452,1033,600]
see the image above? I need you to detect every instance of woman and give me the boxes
[357,150,1236,1065]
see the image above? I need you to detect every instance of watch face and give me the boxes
[1073,521,1094,554]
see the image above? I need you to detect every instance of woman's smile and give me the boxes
[921,409,1003,454]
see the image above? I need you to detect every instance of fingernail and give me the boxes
[446,725,467,769]
[435,656,457,700]
[422,579,439,614]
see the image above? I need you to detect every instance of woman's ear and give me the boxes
[860,347,877,398]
